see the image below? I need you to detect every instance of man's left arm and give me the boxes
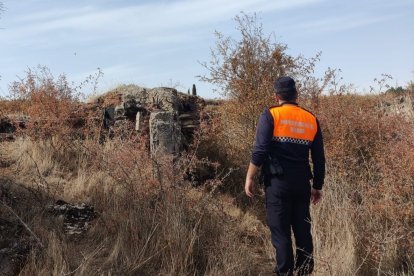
[310,119,326,204]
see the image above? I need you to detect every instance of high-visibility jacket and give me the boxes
[251,102,325,189]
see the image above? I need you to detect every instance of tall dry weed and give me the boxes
[2,134,266,276]
[309,93,414,274]
[1,55,413,275]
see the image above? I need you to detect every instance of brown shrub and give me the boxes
[0,61,272,274]
[1,133,272,276]
[1,34,413,275]
[317,93,414,273]
[199,13,337,195]
[196,13,414,275]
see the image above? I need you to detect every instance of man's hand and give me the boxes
[311,188,323,204]
[245,178,254,198]
[245,162,259,198]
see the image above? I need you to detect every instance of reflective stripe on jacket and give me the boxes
[269,104,317,145]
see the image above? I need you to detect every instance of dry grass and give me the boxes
[1,60,413,275]
[2,92,412,275]
[310,168,358,276]
[1,135,274,276]
[194,91,414,275]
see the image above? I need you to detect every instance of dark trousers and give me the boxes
[265,172,314,275]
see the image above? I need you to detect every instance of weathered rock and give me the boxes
[104,86,197,111]
[135,111,143,132]
[91,85,216,154]
[150,111,181,156]
[48,200,97,235]
[121,85,148,104]
[147,87,180,112]
[113,87,150,120]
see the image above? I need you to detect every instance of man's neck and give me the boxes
[279,100,298,105]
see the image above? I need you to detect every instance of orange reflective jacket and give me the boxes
[269,104,318,145]
[251,102,325,189]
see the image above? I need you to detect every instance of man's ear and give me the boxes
[275,94,281,103]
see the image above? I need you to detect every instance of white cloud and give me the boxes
[287,13,399,35]
[1,0,321,47]
[2,0,411,97]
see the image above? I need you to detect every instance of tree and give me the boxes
[198,13,335,193]
[200,14,327,166]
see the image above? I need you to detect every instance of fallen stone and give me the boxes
[48,200,97,235]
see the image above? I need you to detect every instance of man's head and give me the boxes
[273,76,297,102]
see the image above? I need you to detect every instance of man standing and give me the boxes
[245,76,325,275]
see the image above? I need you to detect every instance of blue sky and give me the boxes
[0,0,413,98]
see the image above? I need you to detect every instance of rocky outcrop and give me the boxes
[147,87,180,112]
[98,85,206,156]
[1,85,215,156]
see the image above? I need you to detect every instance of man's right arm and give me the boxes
[251,109,274,167]
[245,109,273,197]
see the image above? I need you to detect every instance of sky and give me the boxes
[0,0,413,98]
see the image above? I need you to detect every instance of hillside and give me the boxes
[0,82,413,275]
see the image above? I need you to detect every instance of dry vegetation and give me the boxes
[0,66,274,275]
[1,14,413,276]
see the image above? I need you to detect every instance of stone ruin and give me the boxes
[97,85,210,156]
[47,200,97,235]
[0,85,218,155]
[0,86,218,274]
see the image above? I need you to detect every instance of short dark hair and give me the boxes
[274,76,297,101]
[277,90,297,101]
